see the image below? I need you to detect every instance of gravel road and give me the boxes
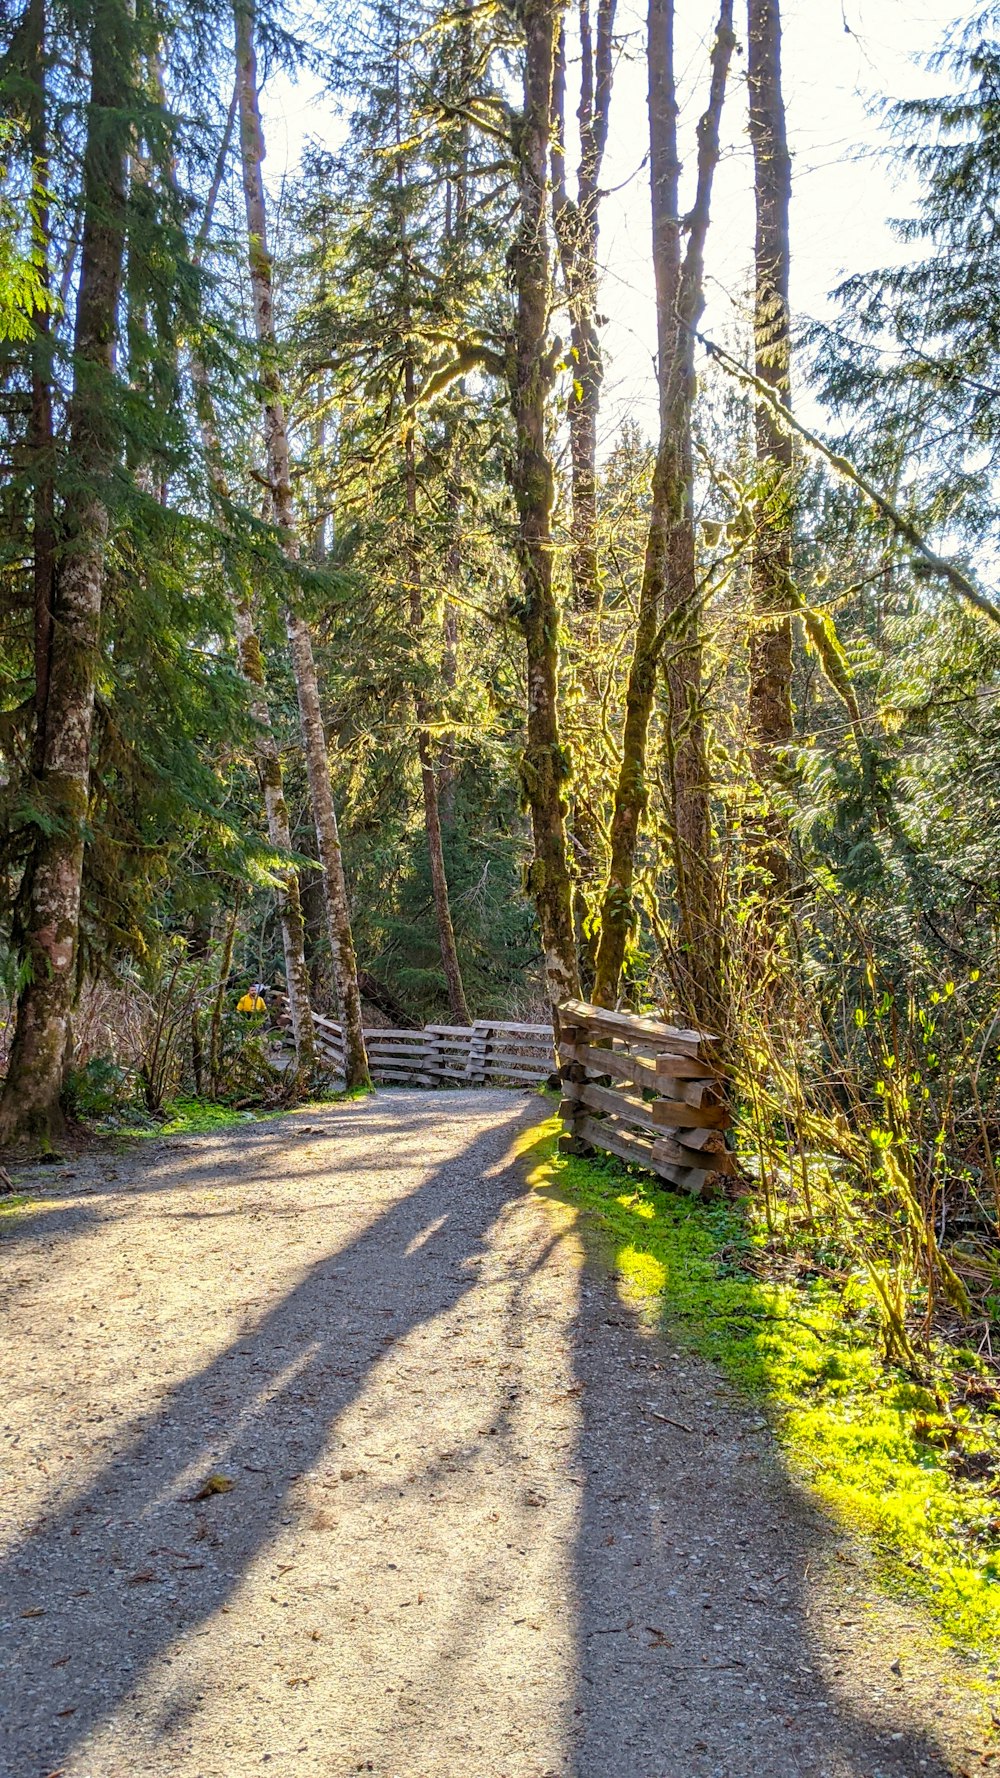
[0,1089,988,1776]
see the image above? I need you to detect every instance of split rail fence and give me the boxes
[555,998,730,1199]
[277,1000,556,1088]
[277,993,731,1197]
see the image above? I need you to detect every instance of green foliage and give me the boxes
[64,1056,131,1118]
[0,123,49,343]
[521,1116,1000,1657]
[148,1096,259,1137]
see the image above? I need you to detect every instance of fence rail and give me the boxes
[555,998,730,1199]
[276,1000,556,1088]
[276,996,729,1194]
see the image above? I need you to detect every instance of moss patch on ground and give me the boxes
[517,1114,1000,1661]
[126,1087,372,1141]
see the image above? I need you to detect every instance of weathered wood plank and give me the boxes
[666,1124,730,1153]
[474,1020,555,1037]
[574,1114,671,1178]
[652,1052,724,1082]
[558,998,717,1055]
[677,1077,727,1110]
[569,1109,661,1166]
[369,1069,430,1080]
[653,1132,737,1175]
[651,1097,731,1131]
[562,1080,661,1135]
[484,1064,550,1083]
[652,1157,718,1198]
[570,1044,661,1093]
[365,1039,432,1060]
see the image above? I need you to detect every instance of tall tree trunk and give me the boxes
[438,9,472,834]
[25,0,56,779]
[143,45,317,1073]
[550,0,615,618]
[746,0,794,898]
[508,0,581,1010]
[393,32,470,1027]
[145,48,318,1073]
[234,0,370,1088]
[551,0,616,976]
[438,472,461,829]
[592,0,733,1025]
[0,0,133,1148]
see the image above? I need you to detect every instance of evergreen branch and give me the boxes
[697,328,1000,630]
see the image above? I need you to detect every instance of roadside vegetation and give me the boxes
[522,1114,1000,1660]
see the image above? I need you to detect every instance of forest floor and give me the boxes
[0,1087,995,1778]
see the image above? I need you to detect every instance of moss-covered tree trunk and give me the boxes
[551,0,616,978]
[746,0,794,899]
[25,0,56,782]
[0,0,133,1149]
[235,0,370,1089]
[592,0,733,1025]
[508,0,581,1011]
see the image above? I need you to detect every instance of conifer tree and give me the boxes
[0,0,136,1145]
[592,0,734,1024]
[746,0,794,901]
[507,0,582,1010]
[234,0,370,1088]
[550,0,616,972]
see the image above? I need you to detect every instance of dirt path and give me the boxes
[0,1089,990,1777]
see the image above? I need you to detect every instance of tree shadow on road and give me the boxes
[1,1099,978,1778]
[0,1096,538,1776]
[531,1139,972,1778]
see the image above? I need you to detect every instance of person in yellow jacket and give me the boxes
[237,983,267,1015]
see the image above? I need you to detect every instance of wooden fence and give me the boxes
[276,1000,556,1088]
[555,997,731,1199]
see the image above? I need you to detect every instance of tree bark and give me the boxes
[746,0,794,897]
[508,0,582,1010]
[592,0,733,1025]
[392,30,471,1027]
[550,0,615,618]
[153,47,318,1076]
[0,0,133,1148]
[234,0,370,1088]
[551,0,616,975]
[25,0,56,779]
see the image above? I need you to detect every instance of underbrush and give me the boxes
[520,1114,1000,1660]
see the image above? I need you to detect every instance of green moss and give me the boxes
[517,1114,1000,1659]
[0,1194,31,1221]
[129,1088,373,1141]
[150,1096,260,1136]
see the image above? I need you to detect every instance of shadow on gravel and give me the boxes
[0,1098,535,1777]
[2,1099,965,1778]
[530,1154,962,1778]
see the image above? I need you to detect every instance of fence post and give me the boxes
[555,1004,591,1154]
[466,1021,489,1083]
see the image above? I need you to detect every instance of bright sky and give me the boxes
[263,0,960,442]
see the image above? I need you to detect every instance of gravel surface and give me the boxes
[0,1088,990,1776]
